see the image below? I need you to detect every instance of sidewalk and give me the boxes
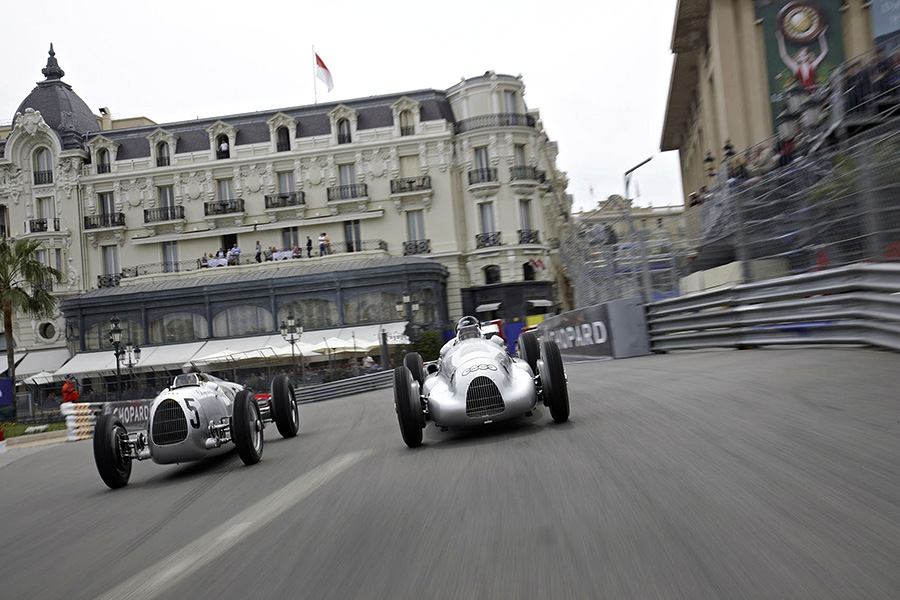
[5,429,69,450]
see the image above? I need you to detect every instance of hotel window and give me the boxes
[162,241,179,273]
[55,249,63,270]
[514,144,526,166]
[278,172,294,194]
[282,226,300,250]
[519,199,533,231]
[504,90,517,113]
[216,135,230,159]
[217,179,235,201]
[337,119,351,144]
[475,147,490,170]
[339,164,356,187]
[102,245,119,276]
[399,110,414,136]
[33,148,53,184]
[99,192,115,216]
[344,219,361,252]
[479,202,496,233]
[158,185,175,210]
[484,265,501,285]
[97,149,111,173]
[276,127,290,152]
[157,142,170,167]
[0,206,9,237]
[407,210,425,241]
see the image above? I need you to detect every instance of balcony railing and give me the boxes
[276,141,291,152]
[33,170,53,185]
[518,229,541,245]
[468,168,498,185]
[390,176,432,194]
[204,199,245,216]
[476,232,502,248]
[400,126,415,136]
[98,274,121,288]
[327,184,367,201]
[97,163,111,174]
[216,150,230,160]
[121,259,201,278]
[84,213,126,229]
[265,192,306,209]
[29,218,60,233]
[455,113,535,134]
[331,239,388,254]
[144,206,185,223]
[403,239,431,255]
[337,133,352,144]
[156,156,170,167]
[510,166,545,182]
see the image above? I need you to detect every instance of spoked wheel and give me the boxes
[404,352,425,388]
[539,340,570,423]
[394,366,424,448]
[517,331,540,374]
[271,374,300,438]
[93,413,132,489]
[232,390,264,465]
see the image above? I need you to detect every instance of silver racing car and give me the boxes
[92,372,300,489]
[394,316,569,448]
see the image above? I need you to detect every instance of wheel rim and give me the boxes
[289,388,298,428]
[113,426,130,476]
[249,403,262,453]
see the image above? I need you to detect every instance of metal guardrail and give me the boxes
[646,263,900,352]
[294,370,394,403]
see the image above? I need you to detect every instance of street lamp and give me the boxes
[108,316,123,402]
[279,313,304,383]
[123,342,141,394]
[395,292,420,341]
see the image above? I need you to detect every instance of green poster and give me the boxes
[758,0,845,125]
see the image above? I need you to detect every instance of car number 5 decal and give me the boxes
[184,399,200,428]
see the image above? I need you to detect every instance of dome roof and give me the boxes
[13,45,97,149]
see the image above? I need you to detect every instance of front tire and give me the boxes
[93,413,132,489]
[232,390,263,465]
[404,352,425,387]
[539,340,570,423]
[394,366,424,448]
[517,331,540,374]
[271,375,300,438]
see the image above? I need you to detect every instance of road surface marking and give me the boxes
[97,450,372,600]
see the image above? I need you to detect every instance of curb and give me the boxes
[7,429,69,449]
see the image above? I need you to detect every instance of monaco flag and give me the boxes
[315,54,334,92]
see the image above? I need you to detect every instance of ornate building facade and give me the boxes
[0,48,570,378]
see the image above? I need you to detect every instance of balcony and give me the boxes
[144,206,185,224]
[97,163,111,174]
[390,176,431,194]
[403,239,431,255]
[327,184,368,201]
[204,199,244,216]
[156,156,170,167]
[264,192,306,209]
[518,229,541,245]
[455,113,535,134]
[476,232,502,249]
[33,170,53,185]
[84,213,126,229]
[468,168,498,185]
[28,218,60,233]
[337,133,352,144]
[98,274,121,288]
[276,141,291,152]
[400,126,415,136]
[216,150,230,160]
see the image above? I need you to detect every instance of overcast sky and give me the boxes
[0,0,682,214]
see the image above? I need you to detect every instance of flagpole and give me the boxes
[312,45,318,104]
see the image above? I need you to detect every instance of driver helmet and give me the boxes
[456,316,482,340]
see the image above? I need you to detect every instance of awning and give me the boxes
[186,335,282,368]
[137,342,207,371]
[476,302,502,312]
[54,350,118,379]
[0,351,29,377]
[528,299,555,308]
[15,348,72,379]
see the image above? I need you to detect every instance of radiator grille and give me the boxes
[151,399,188,445]
[465,376,505,418]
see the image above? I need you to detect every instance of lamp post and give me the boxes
[279,313,304,383]
[108,316,123,402]
[623,157,654,303]
[123,342,141,394]
[395,292,420,341]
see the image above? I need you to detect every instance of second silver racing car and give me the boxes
[394,316,569,448]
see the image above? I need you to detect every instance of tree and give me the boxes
[0,237,63,421]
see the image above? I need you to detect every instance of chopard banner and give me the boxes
[538,298,649,362]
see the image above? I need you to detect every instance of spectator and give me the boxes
[324,233,331,255]
[229,243,242,265]
[255,240,262,263]
[292,244,300,258]
[265,246,274,261]
[318,232,327,256]
[200,252,209,268]
[61,375,80,403]
[219,138,229,156]
[363,355,376,371]
[306,236,313,258]
[216,247,226,259]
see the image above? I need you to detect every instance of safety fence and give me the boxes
[294,369,394,403]
[646,263,900,353]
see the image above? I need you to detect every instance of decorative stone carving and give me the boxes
[187,180,201,200]
[370,155,385,178]
[66,259,80,290]
[308,164,323,186]
[15,109,52,138]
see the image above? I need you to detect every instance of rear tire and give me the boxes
[232,390,263,465]
[517,331,540,374]
[394,366,424,448]
[404,352,425,387]
[539,340,569,423]
[271,375,300,438]
[93,413,132,489]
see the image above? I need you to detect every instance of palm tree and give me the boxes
[0,237,63,421]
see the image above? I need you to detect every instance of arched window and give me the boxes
[33,148,53,185]
[85,318,144,350]
[399,110,414,136]
[484,265,501,285]
[97,149,110,174]
[212,306,272,337]
[280,299,339,330]
[157,142,170,167]
[337,119,351,144]
[276,127,290,152]
[344,292,398,324]
[149,312,208,344]
[216,135,230,159]
[523,262,535,281]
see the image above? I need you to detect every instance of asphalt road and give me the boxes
[2,347,899,599]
